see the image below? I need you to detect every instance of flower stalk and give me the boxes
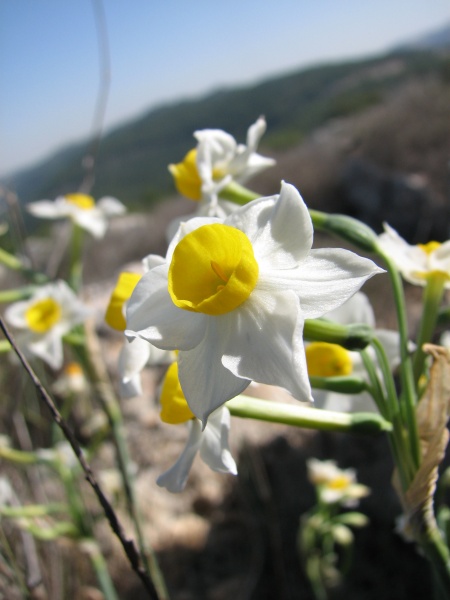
[226,395,392,434]
[413,273,447,385]
[304,319,373,350]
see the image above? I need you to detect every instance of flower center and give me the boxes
[306,342,353,377]
[25,298,62,333]
[105,272,142,331]
[160,362,195,424]
[418,241,441,255]
[168,149,203,201]
[168,223,259,316]
[327,474,352,490]
[64,362,83,377]
[65,193,95,210]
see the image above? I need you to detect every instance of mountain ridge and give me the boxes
[3,38,450,209]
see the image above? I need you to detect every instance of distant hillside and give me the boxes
[4,47,450,210]
[394,21,450,51]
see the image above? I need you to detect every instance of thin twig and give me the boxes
[0,317,159,600]
[80,0,111,193]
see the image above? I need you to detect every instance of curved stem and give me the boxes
[84,540,119,600]
[375,249,421,470]
[413,274,446,386]
[227,395,392,434]
[69,224,84,292]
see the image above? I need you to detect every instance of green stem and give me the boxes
[413,274,447,385]
[375,247,421,471]
[226,395,392,434]
[69,224,84,292]
[0,286,37,303]
[0,503,68,518]
[370,338,400,424]
[304,318,373,350]
[309,375,368,394]
[219,180,260,205]
[360,348,387,417]
[0,340,11,352]
[0,248,48,284]
[84,540,120,600]
[0,446,40,465]
[0,247,27,270]
[369,339,415,489]
[309,210,379,253]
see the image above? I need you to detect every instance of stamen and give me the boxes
[211,260,229,283]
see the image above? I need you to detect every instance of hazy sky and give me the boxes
[1,0,450,177]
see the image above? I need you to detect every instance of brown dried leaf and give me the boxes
[397,345,450,538]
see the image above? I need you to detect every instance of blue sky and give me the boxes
[1,0,450,177]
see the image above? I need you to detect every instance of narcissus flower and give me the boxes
[307,458,370,506]
[5,281,90,369]
[126,182,383,423]
[105,269,173,397]
[169,117,275,203]
[377,224,450,287]
[27,193,126,238]
[157,361,236,493]
[307,292,401,413]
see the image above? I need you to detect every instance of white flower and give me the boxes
[27,193,126,238]
[307,292,401,413]
[156,361,236,493]
[52,362,87,397]
[167,117,275,228]
[5,280,90,369]
[307,458,370,506]
[377,224,450,287]
[195,116,275,194]
[126,182,383,423]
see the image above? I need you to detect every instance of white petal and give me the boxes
[26,200,71,219]
[432,241,450,276]
[142,253,166,272]
[119,374,142,398]
[126,265,207,350]
[4,300,28,328]
[261,248,384,319]
[234,153,276,183]
[377,224,426,284]
[221,289,313,402]
[118,337,151,387]
[73,209,107,238]
[323,292,375,327]
[199,407,237,474]
[28,332,64,370]
[246,116,267,152]
[194,129,237,165]
[178,319,250,424]
[226,182,313,269]
[156,419,202,492]
[97,196,127,216]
